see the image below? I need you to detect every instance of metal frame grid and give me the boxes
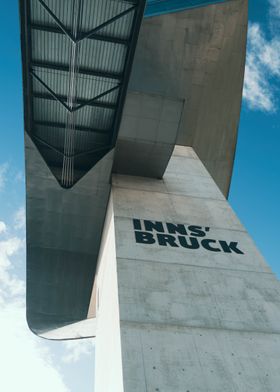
[20,0,146,188]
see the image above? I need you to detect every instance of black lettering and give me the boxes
[219,241,244,255]
[144,220,165,233]
[135,231,155,245]
[188,225,206,237]
[178,236,199,249]
[133,219,142,231]
[157,234,179,247]
[201,239,221,252]
[166,223,188,235]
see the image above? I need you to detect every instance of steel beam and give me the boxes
[31,61,122,80]
[31,23,129,45]
[34,120,112,135]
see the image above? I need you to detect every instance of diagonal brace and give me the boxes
[37,0,137,45]
[76,4,138,42]
[37,0,75,42]
[31,71,120,113]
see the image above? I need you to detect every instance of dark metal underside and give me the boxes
[20,0,146,337]
[20,0,146,188]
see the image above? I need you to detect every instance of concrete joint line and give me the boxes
[120,320,280,337]
[118,256,273,275]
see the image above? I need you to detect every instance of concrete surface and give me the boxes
[93,145,280,391]
[25,133,113,337]
[24,0,248,339]
[114,0,248,197]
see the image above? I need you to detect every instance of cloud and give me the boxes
[0,221,70,392]
[269,0,280,19]
[0,214,95,391]
[15,170,25,183]
[0,235,25,302]
[0,221,6,234]
[14,206,26,230]
[0,160,95,391]
[243,23,280,112]
[0,304,70,392]
[0,163,8,191]
[62,339,95,364]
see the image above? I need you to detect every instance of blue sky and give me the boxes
[0,1,280,391]
[230,0,280,277]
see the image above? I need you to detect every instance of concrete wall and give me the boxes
[94,146,280,391]
[25,133,113,337]
[118,0,248,197]
[94,197,124,392]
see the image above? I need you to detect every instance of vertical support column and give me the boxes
[95,146,280,392]
[94,200,124,392]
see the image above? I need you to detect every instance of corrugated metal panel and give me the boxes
[21,0,146,187]
[31,31,73,65]
[31,30,127,74]
[34,125,109,150]
[32,68,119,102]
[32,98,114,130]
[100,10,135,39]
[79,39,127,74]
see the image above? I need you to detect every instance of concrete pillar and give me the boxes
[94,146,280,392]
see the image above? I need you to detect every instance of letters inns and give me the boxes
[133,219,244,255]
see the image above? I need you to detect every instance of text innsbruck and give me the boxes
[132,219,244,255]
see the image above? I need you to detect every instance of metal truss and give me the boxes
[20,0,146,187]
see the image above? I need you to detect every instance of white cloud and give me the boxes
[63,339,95,364]
[0,221,70,392]
[0,216,95,391]
[243,54,274,111]
[243,23,280,111]
[15,170,25,183]
[269,0,280,18]
[14,206,26,230]
[0,235,25,302]
[0,303,70,392]
[0,163,8,191]
[0,221,6,234]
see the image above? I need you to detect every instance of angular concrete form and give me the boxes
[115,0,247,196]
[95,146,280,392]
[19,0,280,391]
[19,0,248,339]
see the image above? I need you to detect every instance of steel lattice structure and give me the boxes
[21,0,146,188]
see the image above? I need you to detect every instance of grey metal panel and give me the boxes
[34,125,110,150]
[32,97,115,129]
[32,69,119,103]
[118,0,247,196]
[31,30,127,74]
[30,0,134,37]
[25,133,113,335]
[78,39,127,74]
[21,0,146,188]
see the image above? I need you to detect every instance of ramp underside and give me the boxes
[25,133,113,336]
[20,0,146,337]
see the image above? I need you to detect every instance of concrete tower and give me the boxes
[19,0,280,391]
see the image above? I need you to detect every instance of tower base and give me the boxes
[94,146,280,392]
